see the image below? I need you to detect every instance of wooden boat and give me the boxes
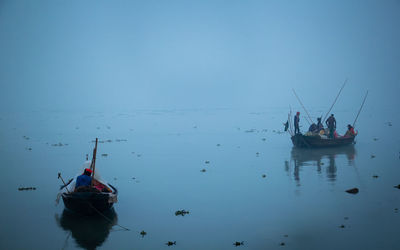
[59,138,118,215]
[291,133,356,148]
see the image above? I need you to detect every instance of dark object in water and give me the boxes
[372,175,379,178]
[346,188,359,194]
[140,230,147,237]
[339,224,345,228]
[200,169,206,172]
[175,210,190,216]
[233,241,244,246]
[101,154,108,157]
[262,174,266,178]
[166,241,176,246]
[393,184,400,189]
[280,242,285,246]
[370,154,376,159]
[291,134,355,148]
[18,187,36,191]
[205,161,210,164]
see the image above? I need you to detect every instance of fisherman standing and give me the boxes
[294,112,300,134]
[326,114,336,138]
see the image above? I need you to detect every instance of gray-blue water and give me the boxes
[0,106,399,249]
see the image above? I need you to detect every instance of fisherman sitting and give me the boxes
[75,168,92,190]
[344,124,357,137]
[308,123,318,133]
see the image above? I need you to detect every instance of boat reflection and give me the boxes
[287,145,356,183]
[55,208,118,250]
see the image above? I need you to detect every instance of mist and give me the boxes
[1,0,399,112]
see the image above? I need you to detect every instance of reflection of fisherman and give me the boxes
[294,112,300,134]
[326,114,336,138]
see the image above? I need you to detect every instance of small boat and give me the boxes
[291,133,355,148]
[58,138,118,215]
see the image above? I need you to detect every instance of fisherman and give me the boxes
[326,114,336,138]
[316,117,324,132]
[308,123,318,133]
[344,124,357,137]
[75,168,92,189]
[294,112,300,134]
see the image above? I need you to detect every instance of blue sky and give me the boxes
[0,0,399,111]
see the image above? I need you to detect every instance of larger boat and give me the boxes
[291,133,356,148]
[58,138,118,215]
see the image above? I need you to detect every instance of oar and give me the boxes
[90,138,98,187]
[58,172,70,193]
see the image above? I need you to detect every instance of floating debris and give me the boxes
[370,155,376,159]
[200,169,206,173]
[140,230,147,237]
[393,184,400,189]
[388,122,392,126]
[346,188,359,194]
[25,147,32,151]
[106,139,112,143]
[115,139,128,142]
[256,152,260,157]
[245,129,257,133]
[96,127,100,130]
[107,126,111,129]
[372,175,379,178]
[18,187,36,191]
[166,241,176,246]
[101,154,108,157]
[205,161,210,164]
[339,224,345,229]
[344,217,349,220]
[233,241,244,246]
[216,144,221,147]
[22,136,30,140]
[280,242,285,246]
[137,154,142,157]
[283,235,288,237]
[51,142,65,147]
[262,138,266,141]
[262,174,266,178]
[175,210,190,216]
[395,208,398,213]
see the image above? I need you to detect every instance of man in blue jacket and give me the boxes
[75,168,92,189]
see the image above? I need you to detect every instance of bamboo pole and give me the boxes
[353,90,368,128]
[322,78,347,123]
[292,89,313,125]
[91,138,98,187]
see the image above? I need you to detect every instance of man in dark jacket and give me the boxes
[326,114,336,138]
[294,112,300,134]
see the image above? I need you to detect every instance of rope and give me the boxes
[322,79,347,123]
[292,89,313,125]
[87,202,130,231]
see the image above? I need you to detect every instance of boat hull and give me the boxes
[291,134,355,148]
[62,185,118,215]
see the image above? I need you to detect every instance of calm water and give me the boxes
[0,107,399,250]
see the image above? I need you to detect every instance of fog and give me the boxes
[0,0,399,112]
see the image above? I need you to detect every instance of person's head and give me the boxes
[84,168,92,176]
[331,114,334,117]
[347,124,352,129]
[317,117,321,122]
[296,112,300,116]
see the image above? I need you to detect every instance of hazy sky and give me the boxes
[0,0,399,112]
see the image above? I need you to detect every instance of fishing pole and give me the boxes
[292,88,313,125]
[322,78,347,123]
[352,90,368,128]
